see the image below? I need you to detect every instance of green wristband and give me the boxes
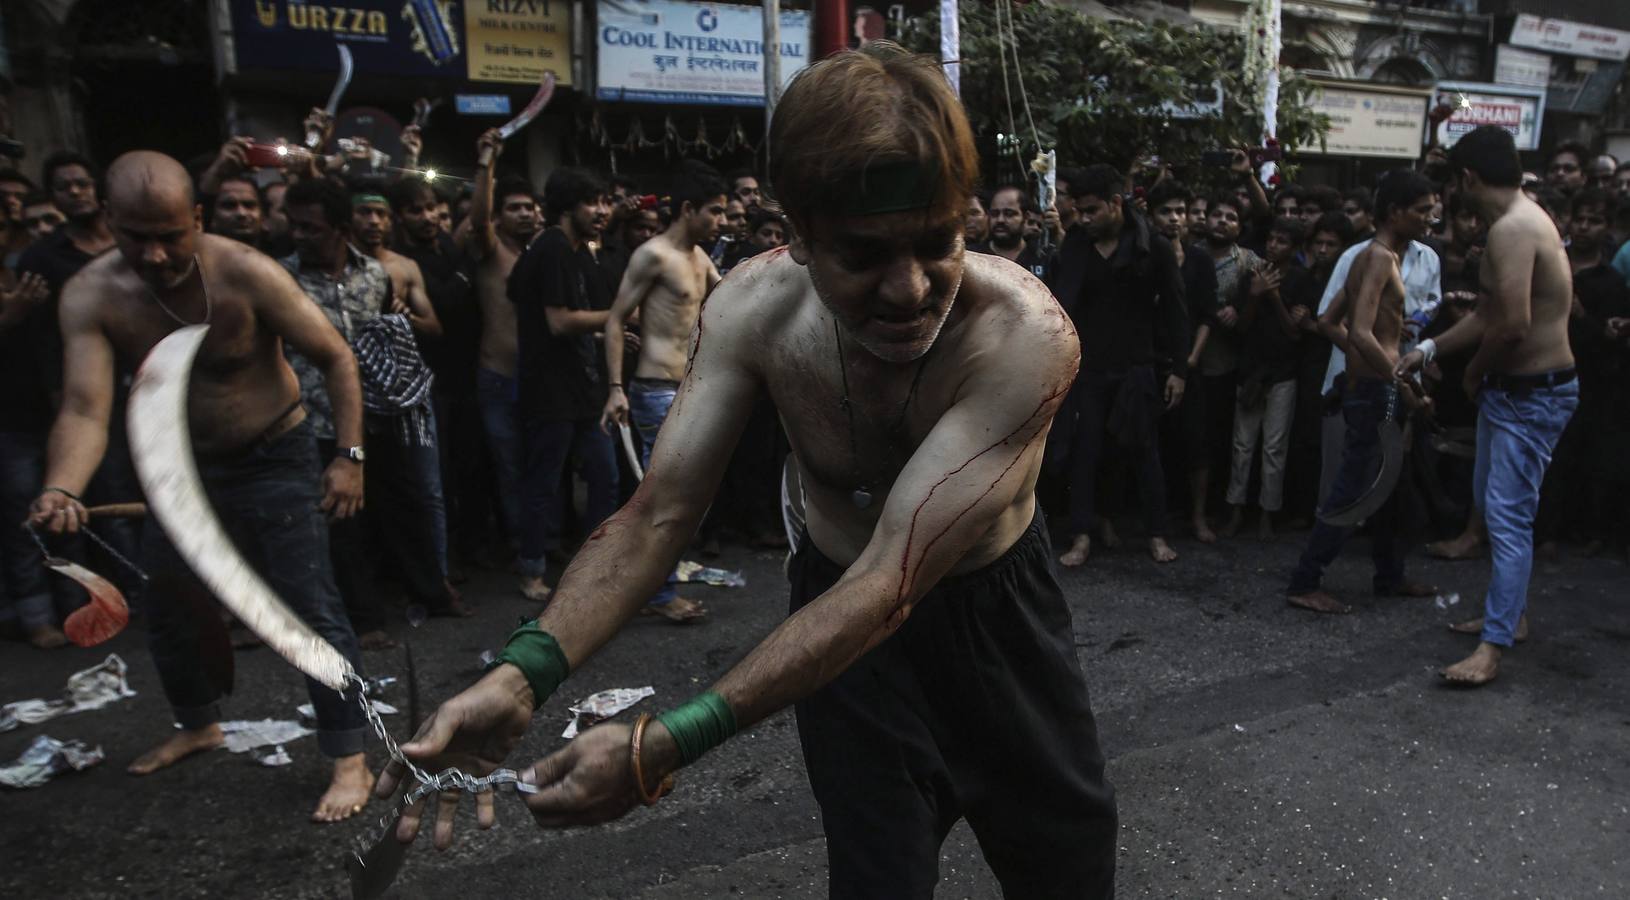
[656,691,738,766]
[488,620,569,711]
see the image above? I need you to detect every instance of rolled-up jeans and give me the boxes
[1474,378,1578,648]
[142,419,366,757]
[628,379,681,607]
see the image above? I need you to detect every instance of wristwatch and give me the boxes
[336,445,366,464]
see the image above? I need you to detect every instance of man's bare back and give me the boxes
[1341,241,1407,381]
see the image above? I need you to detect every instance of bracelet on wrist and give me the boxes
[630,713,676,806]
[43,486,80,502]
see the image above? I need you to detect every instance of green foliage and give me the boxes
[904,2,1329,185]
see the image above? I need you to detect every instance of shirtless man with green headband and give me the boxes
[379,44,1118,898]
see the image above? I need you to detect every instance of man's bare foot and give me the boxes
[1149,537,1177,563]
[1287,591,1352,614]
[1192,518,1217,544]
[27,624,68,650]
[1098,521,1122,550]
[1439,642,1502,686]
[519,576,551,603]
[640,595,707,623]
[1426,533,1485,560]
[1059,534,1091,568]
[357,629,397,651]
[1449,614,1529,642]
[312,753,375,823]
[128,724,225,775]
[1256,513,1274,541]
[1220,507,1244,539]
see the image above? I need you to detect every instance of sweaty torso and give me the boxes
[736,251,1064,574]
[1347,244,1406,380]
[477,238,522,377]
[374,249,416,308]
[90,236,303,455]
[635,238,713,381]
[1484,201,1576,375]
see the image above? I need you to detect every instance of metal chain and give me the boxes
[26,523,149,583]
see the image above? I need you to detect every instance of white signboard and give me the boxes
[1307,82,1427,159]
[1494,44,1551,89]
[1433,81,1546,152]
[1510,14,1630,63]
[596,1,813,106]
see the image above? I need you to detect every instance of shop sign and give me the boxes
[1509,14,1630,62]
[1306,81,1427,159]
[1433,81,1545,152]
[597,1,813,106]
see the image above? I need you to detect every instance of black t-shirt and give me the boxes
[508,228,609,421]
[399,234,478,390]
[3,231,101,433]
[1048,216,1189,377]
[1239,263,1312,385]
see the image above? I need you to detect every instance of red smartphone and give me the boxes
[244,144,286,168]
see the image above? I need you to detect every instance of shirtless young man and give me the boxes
[1397,126,1577,686]
[460,129,540,570]
[350,190,443,339]
[598,160,725,623]
[1285,170,1440,614]
[26,152,374,822]
[378,45,1117,897]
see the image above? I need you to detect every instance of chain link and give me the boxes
[27,522,150,583]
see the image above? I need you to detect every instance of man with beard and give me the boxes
[206,175,266,248]
[1286,170,1440,614]
[28,151,372,822]
[979,184,1047,278]
[1398,126,1579,685]
[461,130,542,574]
[964,189,990,247]
[728,169,763,215]
[600,160,727,623]
[1545,142,1590,196]
[381,44,1116,898]
[350,189,443,340]
[507,168,615,603]
[1049,164,1188,565]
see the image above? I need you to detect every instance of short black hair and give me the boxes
[0,167,32,189]
[1311,210,1354,245]
[1069,164,1124,203]
[387,178,438,214]
[1570,187,1613,218]
[213,173,260,199]
[1055,166,1087,194]
[747,208,785,233]
[1273,184,1304,205]
[669,160,728,217]
[41,151,99,196]
[542,167,606,223]
[1268,215,1306,245]
[1303,186,1342,214]
[284,177,351,229]
[1342,186,1373,213]
[1549,141,1591,167]
[1374,169,1437,223]
[1531,186,1568,221]
[1208,190,1246,219]
[989,183,1028,207]
[1146,180,1193,211]
[1448,126,1523,188]
[494,176,536,208]
[726,168,758,187]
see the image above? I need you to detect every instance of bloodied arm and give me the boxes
[29,271,116,532]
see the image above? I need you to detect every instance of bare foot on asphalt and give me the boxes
[1287,591,1352,614]
[128,724,225,775]
[1426,533,1485,560]
[519,576,552,603]
[1220,508,1243,539]
[1440,642,1502,686]
[641,595,707,623]
[312,753,375,823]
[1149,537,1178,563]
[28,624,68,649]
[1449,614,1529,642]
[358,629,398,651]
[1192,518,1218,544]
[1059,534,1091,568]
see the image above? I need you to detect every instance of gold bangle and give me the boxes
[630,713,675,806]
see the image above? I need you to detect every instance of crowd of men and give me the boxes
[1,70,1625,832]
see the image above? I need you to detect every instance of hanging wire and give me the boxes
[1000,0,1043,153]
[992,0,1019,168]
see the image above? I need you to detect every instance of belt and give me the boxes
[1482,367,1576,392]
[631,377,681,390]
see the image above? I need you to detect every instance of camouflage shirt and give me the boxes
[279,246,388,440]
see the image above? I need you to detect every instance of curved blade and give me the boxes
[325,45,356,117]
[52,559,131,647]
[127,325,354,691]
[1318,419,1405,528]
[497,71,557,141]
[617,422,645,482]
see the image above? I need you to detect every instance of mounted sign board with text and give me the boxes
[596,0,813,106]
[1306,81,1427,159]
[1494,44,1551,89]
[464,0,572,85]
[1433,82,1545,152]
[1509,14,1630,62]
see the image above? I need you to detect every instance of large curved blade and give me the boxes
[127,325,354,691]
[1318,419,1405,528]
[497,71,556,141]
[617,422,645,481]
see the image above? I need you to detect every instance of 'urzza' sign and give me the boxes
[596,0,812,106]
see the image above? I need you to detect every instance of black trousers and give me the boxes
[789,507,1117,899]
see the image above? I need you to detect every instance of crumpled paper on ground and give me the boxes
[0,734,106,788]
[562,687,655,739]
[675,560,746,587]
[219,719,315,754]
[296,700,396,725]
[0,654,137,733]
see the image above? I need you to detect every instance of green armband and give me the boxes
[487,620,569,711]
[655,691,738,766]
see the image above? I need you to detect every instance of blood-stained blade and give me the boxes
[127,325,354,691]
[52,560,130,647]
[497,71,557,141]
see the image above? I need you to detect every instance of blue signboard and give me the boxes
[456,94,513,115]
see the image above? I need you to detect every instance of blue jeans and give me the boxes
[142,419,366,757]
[0,431,59,631]
[476,368,522,543]
[629,380,680,606]
[1288,377,1407,595]
[1474,379,1578,647]
[519,416,618,578]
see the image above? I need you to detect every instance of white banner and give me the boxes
[596,0,812,106]
[1306,81,1427,159]
[1434,81,1546,152]
[1510,14,1630,62]
[1493,44,1551,89]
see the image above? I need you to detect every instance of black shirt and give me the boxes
[1238,262,1311,385]
[1047,213,1190,377]
[3,231,102,433]
[399,233,478,391]
[508,227,609,422]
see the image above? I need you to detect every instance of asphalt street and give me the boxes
[3,520,1627,899]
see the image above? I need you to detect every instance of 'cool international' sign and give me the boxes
[596,0,812,106]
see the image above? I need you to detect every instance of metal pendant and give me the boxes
[851,489,873,510]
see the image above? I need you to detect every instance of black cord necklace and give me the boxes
[833,317,932,510]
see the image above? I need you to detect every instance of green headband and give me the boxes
[352,193,388,208]
[829,159,942,217]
